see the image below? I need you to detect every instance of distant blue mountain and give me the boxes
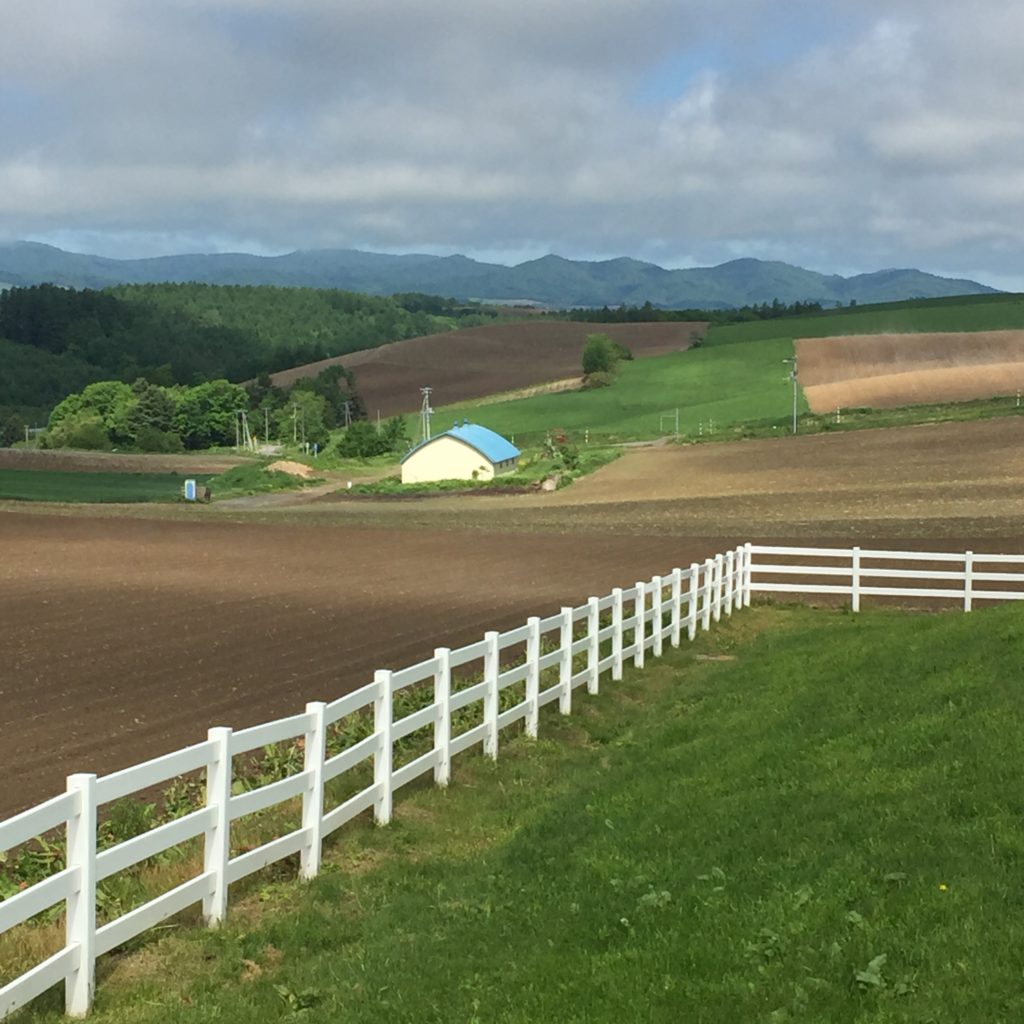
[0,242,998,308]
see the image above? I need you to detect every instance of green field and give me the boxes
[20,603,1024,1023]
[708,293,1024,346]
[0,469,212,503]
[438,336,806,444]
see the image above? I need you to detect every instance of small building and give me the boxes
[401,421,520,484]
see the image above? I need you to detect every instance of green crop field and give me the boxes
[23,603,1024,1023]
[437,336,806,444]
[0,469,210,503]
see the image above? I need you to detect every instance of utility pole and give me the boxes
[264,406,270,443]
[343,400,353,429]
[782,356,798,434]
[419,386,434,443]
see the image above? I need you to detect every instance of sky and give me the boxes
[2,0,1023,289]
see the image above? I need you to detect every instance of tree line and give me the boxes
[558,298,826,324]
[0,283,504,441]
[38,361,409,457]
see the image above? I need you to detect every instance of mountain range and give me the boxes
[0,241,999,309]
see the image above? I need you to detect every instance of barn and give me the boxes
[401,421,521,484]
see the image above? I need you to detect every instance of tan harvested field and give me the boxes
[4,416,1024,816]
[269,320,706,417]
[797,330,1024,411]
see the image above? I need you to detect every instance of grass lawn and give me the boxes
[0,469,212,503]
[17,602,1024,1023]
[435,336,806,444]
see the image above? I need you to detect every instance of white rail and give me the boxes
[0,547,749,1020]
[748,545,1024,612]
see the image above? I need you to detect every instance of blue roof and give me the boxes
[401,422,521,465]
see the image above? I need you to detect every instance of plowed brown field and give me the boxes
[269,320,706,417]
[796,330,1024,411]
[4,416,1024,817]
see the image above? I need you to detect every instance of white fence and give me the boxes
[0,546,751,1020]
[748,545,1024,611]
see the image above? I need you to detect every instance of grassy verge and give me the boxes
[207,463,322,499]
[12,602,1024,1022]
[684,393,1024,445]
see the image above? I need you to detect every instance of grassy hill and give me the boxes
[23,603,1024,1022]
[437,337,803,444]
[709,293,1024,346]
[434,294,1024,443]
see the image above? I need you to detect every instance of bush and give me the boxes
[336,420,388,458]
[582,333,616,376]
[133,425,184,453]
[46,413,110,450]
[581,371,615,390]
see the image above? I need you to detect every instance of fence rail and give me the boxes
[1,547,751,1020]
[748,545,1024,611]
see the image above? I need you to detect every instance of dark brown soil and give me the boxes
[269,320,707,417]
[4,416,1024,818]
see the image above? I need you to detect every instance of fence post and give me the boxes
[559,607,573,715]
[611,588,624,680]
[724,552,735,616]
[702,560,713,631]
[744,542,753,606]
[433,648,452,785]
[670,568,682,647]
[688,564,699,641]
[374,670,393,825]
[964,551,974,613]
[483,631,500,758]
[65,772,97,1018]
[851,546,861,613]
[714,554,724,622]
[203,726,232,927]
[652,575,664,657]
[634,581,646,668]
[525,617,541,737]
[735,547,745,609]
[587,596,600,694]
[300,702,327,881]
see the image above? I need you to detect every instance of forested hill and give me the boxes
[0,283,480,428]
[0,242,998,308]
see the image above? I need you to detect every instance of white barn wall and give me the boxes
[403,436,509,483]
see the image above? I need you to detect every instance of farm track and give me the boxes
[3,416,1024,816]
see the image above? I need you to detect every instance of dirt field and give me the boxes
[797,330,1024,411]
[4,416,1024,817]
[269,320,707,417]
[0,514,741,815]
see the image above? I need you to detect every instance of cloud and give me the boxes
[2,0,1023,286]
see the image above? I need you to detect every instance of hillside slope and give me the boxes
[269,320,706,418]
[0,242,997,307]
